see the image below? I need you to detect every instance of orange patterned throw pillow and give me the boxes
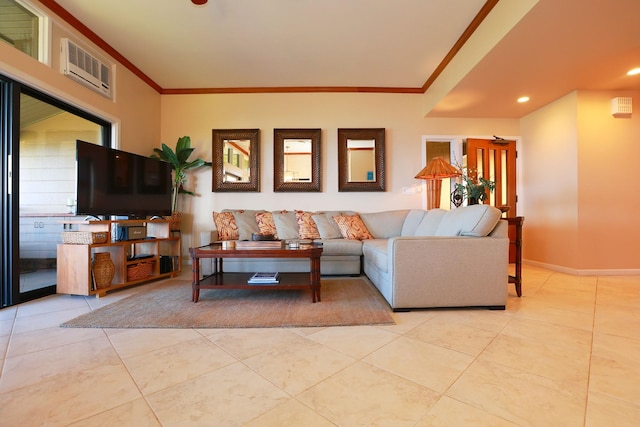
[212,211,239,240]
[332,214,373,240]
[296,211,321,239]
[255,211,278,239]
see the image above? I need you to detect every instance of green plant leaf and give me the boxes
[175,136,191,153]
[150,135,210,212]
[183,159,208,170]
[176,147,195,166]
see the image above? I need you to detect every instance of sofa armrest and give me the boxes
[198,230,218,275]
[387,233,509,308]
[199,230,219,246]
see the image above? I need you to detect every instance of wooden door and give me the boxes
[466,138,517,216]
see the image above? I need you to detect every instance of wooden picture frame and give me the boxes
[337,128,385,192]
[274,128,321,192]
[212,129,260,192]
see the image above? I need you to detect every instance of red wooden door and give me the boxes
[466,138,517,216]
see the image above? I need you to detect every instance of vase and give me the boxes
[92,252,115,289]
[467,197,479,205]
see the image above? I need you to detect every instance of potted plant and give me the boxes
[453,167,495,206]
[151,136,211,230]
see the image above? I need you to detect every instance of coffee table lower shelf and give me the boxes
[192,272,320,303]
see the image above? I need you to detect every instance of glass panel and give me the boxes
[0,0,39,59]
[347,139,375,182]
[19,93,103,293]
[476,148,484,178]
[501,150,508,206]
[222,139,250,182]
[426,140,453,209]
[283,138,311,182]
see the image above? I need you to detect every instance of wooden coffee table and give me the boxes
[189,242,323,303]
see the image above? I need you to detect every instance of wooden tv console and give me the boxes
[56,219,181,297]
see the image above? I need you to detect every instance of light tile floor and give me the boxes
[1,265,639,426]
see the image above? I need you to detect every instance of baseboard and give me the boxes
[524,259,640,276]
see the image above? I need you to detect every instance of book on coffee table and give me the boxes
[247,272,279,284]
[235,240,285,249]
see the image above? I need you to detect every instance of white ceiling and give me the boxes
[48,0,640,118]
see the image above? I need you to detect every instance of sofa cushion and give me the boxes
[435,204,502,237]
[318,238,363,256]
[400,209,427,236]
[255,211,278,239]
[312,213,343,239]
[212,211,239,240]
[414,209,447,236]
[296,211,321,239]
[272,211,299,239]
[362,239,389,273]
[333,214,374,240]
[360,210,409,238]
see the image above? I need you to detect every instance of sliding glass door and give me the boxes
[1,74,111,307]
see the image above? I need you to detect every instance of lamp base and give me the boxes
[426,180,442,210]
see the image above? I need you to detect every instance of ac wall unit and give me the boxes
[60,38,112,98]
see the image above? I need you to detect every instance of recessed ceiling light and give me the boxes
[627,68,640,76]
[517,96,530,103]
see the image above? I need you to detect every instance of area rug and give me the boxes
[61,277,395,328]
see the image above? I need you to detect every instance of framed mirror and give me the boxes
[337,128,385,192]
[274,128,321,192]
[212,129,260,192]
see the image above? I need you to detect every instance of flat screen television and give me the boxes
[75,140,173,218]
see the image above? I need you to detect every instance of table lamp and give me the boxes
[414,157,461,209]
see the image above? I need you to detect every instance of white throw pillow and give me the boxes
[272,211,299,240]
[312,213,343,239]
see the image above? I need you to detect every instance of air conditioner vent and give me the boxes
[61,38,112,98]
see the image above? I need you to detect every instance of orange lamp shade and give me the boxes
[415,157,461,210]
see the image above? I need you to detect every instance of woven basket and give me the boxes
[127,261,154,281]
[168,212,181,231]
[92,253,115,289]
[62,231,109,244]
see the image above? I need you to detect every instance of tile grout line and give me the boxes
[582,276,599,427]
[0,308,18,384]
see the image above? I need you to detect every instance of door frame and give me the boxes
[1,73,112,308]
[421,135,522,212]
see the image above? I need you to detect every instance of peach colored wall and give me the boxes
[521,90,640,273]
[0,0,160,155]
[520,92,579,270]
[160,93,520,249]
[576,90,640,270]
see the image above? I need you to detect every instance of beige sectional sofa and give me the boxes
[200,205,509,310]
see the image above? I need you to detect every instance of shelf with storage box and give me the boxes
[56,219,181,297]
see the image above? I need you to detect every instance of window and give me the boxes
[0,0,49,63]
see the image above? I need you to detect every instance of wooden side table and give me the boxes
[506,217,524,297]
